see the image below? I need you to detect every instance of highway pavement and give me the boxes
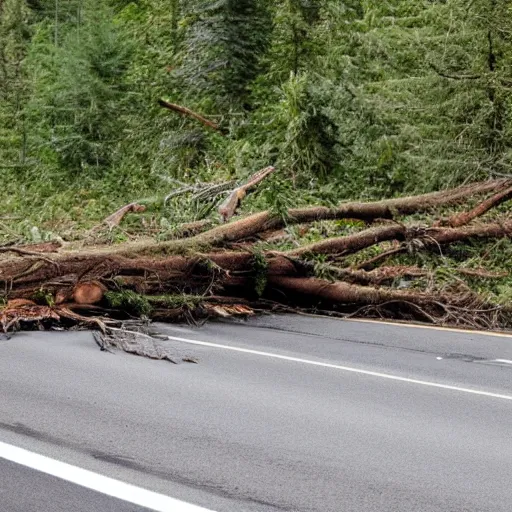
[1,315,512,511]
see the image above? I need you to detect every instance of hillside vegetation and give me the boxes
[0,0,511,332]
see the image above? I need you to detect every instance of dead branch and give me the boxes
[218,166,276,222]
[1,178,511,334]
[0,247,57,258]
[158,99,224,134]
[268,276,469,308]
[283,257,428,286]
[441,185,512,227]
[103,203,146,230]
[458,268,509,279]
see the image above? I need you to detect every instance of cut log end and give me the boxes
[73,281,107,305]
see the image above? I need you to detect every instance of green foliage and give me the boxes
[178,0,272,111]
[267,0,323,78]
[246,72,339,183]
[26,0,131,174]
[0,0,31,166]
[1,0,512,234]
[326,0,512,192]
[32,288,55,306]
[147,294,203,309]
[252,250,268,297]
[105,290,152,316]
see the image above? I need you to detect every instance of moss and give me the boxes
[147,294,203,309]
[105,290,152,316]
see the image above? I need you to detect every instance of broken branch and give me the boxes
[103,203,146,230]
[442,185,512,227]
[158,99,225,134]
[218,166,276,222]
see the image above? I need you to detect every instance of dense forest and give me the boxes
[0,0,511,333]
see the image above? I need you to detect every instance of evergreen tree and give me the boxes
[268,0,323,78]
[27,0,131,174]
[0,0,31,166]
[321,0,512,194]
[178,0,272,111]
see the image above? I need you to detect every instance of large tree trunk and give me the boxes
[1,179,511,333]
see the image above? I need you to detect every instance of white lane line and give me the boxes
[0,441,214,512]
[167,335,512,402]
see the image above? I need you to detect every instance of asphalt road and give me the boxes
[1,315,512,512]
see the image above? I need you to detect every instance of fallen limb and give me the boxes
[0,219,510,298]
[267,276,508,328]
[286,220,512,258]
[0,178,511,334]
[158,99,224,134]
[268,276,461,307]
[441,185,512,227]
[129,178,508,254]
[457,268,509,279]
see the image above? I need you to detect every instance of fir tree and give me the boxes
[269,0,323,78]
[27,0,131,174]
[178,0,272,111]
[0,0,31,166]
[322,0,512,193]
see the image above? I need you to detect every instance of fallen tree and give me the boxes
[0,178,511,336]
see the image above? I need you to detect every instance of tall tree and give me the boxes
[0,0,31,167]
[178,0,272,112]
[27,0,131,174]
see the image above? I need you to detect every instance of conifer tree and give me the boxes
[0,0,31,166]
[27,0,131,173]
[269,0,323,78]
[178,0,271,111]
[322,0,512,193]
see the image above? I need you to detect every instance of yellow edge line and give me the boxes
[341,317,512,338]
[293,311,512,339]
